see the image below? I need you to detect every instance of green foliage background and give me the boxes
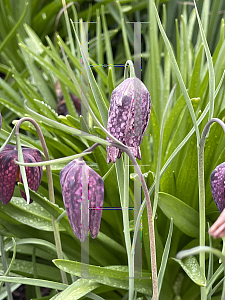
[0,0,225,299]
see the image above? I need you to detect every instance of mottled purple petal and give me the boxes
[0,146,18,205]
[0,145,43,204]
[22,148,43,183]
[60,159,104,242]
[60,161,88,242]
[211,162,225,213]
[60,160,76,191]
[107,77,151,163]
[89,168,104,238]
[19,150,43,202]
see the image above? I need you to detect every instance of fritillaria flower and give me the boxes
[0,145,43,205]
[107,77,151,163]
[209,163,225,238]
[60,159,104,242]
[210,162,225,213]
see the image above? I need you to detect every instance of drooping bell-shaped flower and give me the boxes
[0,145,43,205]
[209,162,225,238]
[107,77,151,163]
[211,162,225,213]
[60,159,104,242]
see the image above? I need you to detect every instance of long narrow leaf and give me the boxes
[194,0,215,121]
[153,3,200,144]
[157,218,173,296]
[0,3,28,53]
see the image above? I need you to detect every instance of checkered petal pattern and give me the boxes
[60,159,104,242]
[0,145,19,204]
[19,149,43,201]
[211,162,225,213]
[107,77,151,163]
[0,145,43,205]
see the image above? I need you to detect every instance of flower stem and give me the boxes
[198,118,225,300]
[111,142,158,300]
[124,60,136,79]
[15,117,68,285]
[124,154,134,299]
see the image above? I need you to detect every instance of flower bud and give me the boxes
[211,162,225,213]
[106,77,151,163]
[60,159,104,242]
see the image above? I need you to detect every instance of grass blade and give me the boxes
[153,3,200,144]
[194,0,215,121]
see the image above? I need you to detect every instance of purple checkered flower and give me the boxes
[107,77,151,163]
[60,159,104,242]
[211,162,225,213]
[0,145,43,205]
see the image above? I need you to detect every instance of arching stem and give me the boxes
[198,118,225,300]
[15,117,68,285]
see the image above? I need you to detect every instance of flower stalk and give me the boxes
[111,142,158,300]
[123,153,134,299]
[15,117,68,285]
[198,118,225,300]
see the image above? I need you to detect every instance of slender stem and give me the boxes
[15,117,68,284]
[198,118,225,300]
[0,236,13,300]
[123,154,134,300]
[111,142,158,300]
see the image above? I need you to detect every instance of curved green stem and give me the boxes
[15,117,68,285]
[198,118,225,300]
[124,60,136,79]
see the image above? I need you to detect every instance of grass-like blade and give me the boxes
[153,3,200,144]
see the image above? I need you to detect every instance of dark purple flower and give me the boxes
[106,77,151,163]
[0,145,43,205]
[211,162,225,213]
[60,159,104,242]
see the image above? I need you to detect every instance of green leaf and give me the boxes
[71,21,109,127]
[193,0,215,121]
[52,278,100,300]
[0,197,64,232]
[0,3,28,53]
[5,238,69,260]
[154,3,200,144]
[158,192,199,237]
[16,134,30,204]
[53,260,152,296]
[24,100,110,146]
[173,256,206,286]
[0,97,24,118]
[101,6,116,83]
[0,276,67,291]
[158,218,173,295]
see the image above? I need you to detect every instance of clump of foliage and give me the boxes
[0,0,225,299]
